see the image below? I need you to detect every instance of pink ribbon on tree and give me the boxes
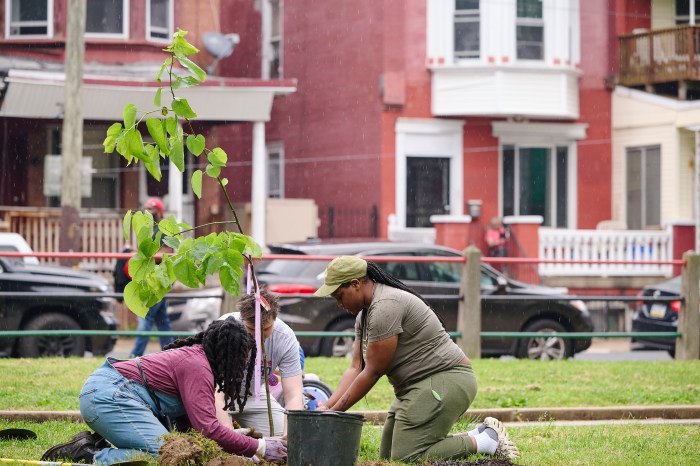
[246,263,262,402]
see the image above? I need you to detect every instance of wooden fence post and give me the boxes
[677,251,700,360]
[458,245,481,359]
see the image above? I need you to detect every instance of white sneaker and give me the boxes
[483,417,520,459]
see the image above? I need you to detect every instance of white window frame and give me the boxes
[5,0,53,39]
[454,0,480,60]
[516,0,545,61]
[146,0,173,42]
[266,142,284,198]
[262,0,283,79]
[85,0,129,40]
[395,118,465,231]
[493,122,586,229]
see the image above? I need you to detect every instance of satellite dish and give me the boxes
[202,32,240,75]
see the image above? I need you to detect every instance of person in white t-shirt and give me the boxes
[216,288,303,436]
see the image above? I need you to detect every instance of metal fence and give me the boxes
[0,249,697,359]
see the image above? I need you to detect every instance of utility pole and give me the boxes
[59,0,86,266]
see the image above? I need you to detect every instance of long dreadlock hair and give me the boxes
[351,261,448,369]
[164,318,256,412]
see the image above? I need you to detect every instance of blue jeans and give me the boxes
[79,359,186,464]
[130,300,173,357]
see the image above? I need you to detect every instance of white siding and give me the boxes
[651,0,675,30]
[432,67,579,118]
[612,89,700,224]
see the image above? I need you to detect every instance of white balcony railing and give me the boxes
[538,227,674,278]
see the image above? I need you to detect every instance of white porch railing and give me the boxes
[538,227,674,277]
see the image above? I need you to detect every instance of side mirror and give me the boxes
[496,276,508,291]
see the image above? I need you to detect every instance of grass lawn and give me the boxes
[0,357,698,464]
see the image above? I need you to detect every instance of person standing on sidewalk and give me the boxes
[130,197,173,357]
[314,256,519,463]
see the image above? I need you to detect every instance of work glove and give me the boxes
[259,437,287,464]
[232,427,264,439]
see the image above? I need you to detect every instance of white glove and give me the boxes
[233,427,254,436]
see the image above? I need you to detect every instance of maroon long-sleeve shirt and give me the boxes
[113,345,258,457]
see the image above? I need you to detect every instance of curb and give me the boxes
[3,405,700,424]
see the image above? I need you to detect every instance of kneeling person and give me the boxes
[216,289,303,436]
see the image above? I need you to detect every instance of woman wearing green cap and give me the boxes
[314,256,519,462]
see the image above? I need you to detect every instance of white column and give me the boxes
[251,121,267,247]
[168,159,183,221]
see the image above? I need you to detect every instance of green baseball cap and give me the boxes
[313,256,368,297]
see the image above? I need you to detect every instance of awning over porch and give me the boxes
[0,68,296,122]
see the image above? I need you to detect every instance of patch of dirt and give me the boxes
[159,432,254,466]
[430,459,517,466]
[204,456,249,466]
[159,436,205,466]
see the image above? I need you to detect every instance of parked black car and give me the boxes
[631,276,682,356]
[256,240,593,360]
[0,257,118,358]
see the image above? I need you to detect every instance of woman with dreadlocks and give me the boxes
[41,318,287,465]
[314,256,519,463]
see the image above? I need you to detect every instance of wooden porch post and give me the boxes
[677,251,700,360]
[458,245,481,359]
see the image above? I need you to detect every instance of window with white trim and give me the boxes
[267,142,284,198]
[147,0,172,41]
[676,0,700,24]
[502,145,569,228]
[454,0,480,59]
[86,0,128,38]
[516,0,544,60]
[6,0,53,38]
[263,0,283,79]
[626,146,660,230]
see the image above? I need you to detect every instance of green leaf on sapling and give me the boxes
[155,57,173,83]
[173,257,201,288]
[124,129,145,161]
[177,220,193,231]
[172,98,197,119]
[206,253,224,274]
[191,238,210,262]
[205,164,221,178]
[170,139,185,172]
[154,87,162,107]
[154,262,172,288]
[220,266,241,297]
[220,178,228,186]
[191,170,203,198]
[172,76,202,90]
[166,117,178,137]
[123,104,137,129]
[224,249,245,269]
[146,118,169,155]
[186,134,205,156]
[122,211,133,242]
[128,252,155,282]
[176,54,207,82]
[208,147,227,167]
[166,29,200,56]
[158,216,181,237]
[162,235,181,250]
[124,281,149,318]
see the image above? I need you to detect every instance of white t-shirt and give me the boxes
[219,312,302,401]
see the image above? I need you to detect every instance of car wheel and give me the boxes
[516,319,571,361]
[320,319,356,357]
[16,313,85,358]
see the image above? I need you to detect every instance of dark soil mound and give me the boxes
[430,459,517,466]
